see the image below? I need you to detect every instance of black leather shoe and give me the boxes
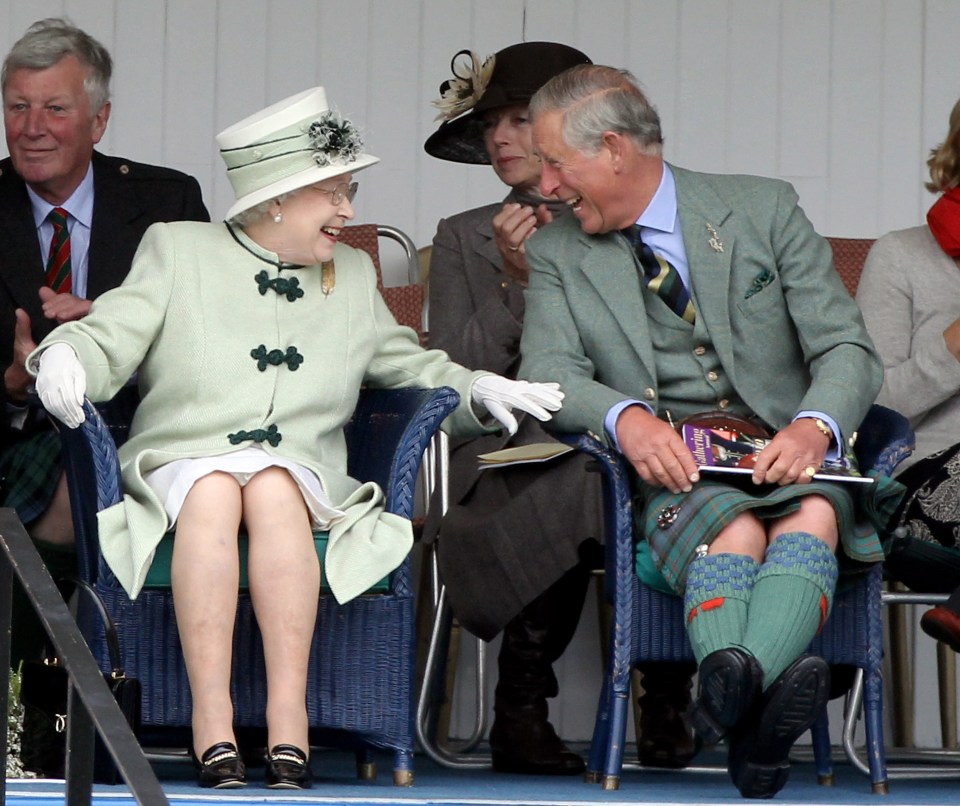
[265,744,313,789]
[490,711,585,775]
[921,605,960,653]
[728,654,830,799]
[691,648,764,746]
[192,742,246,789]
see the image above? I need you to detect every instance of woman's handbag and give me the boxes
[19,577,141,784]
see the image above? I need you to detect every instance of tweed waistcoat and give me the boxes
[647,299,750,423]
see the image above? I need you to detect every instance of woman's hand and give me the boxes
[470,376,563,435]
[35,343,87,428]
[492,202,554,287]
[751,418,831,485]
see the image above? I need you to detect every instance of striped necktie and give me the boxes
[622,224,695,323]
[45,207,72,294]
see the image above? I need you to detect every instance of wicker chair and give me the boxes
[577,403,913,793]
[57,224,443,786]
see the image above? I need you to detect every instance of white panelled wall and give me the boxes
[1,0,956,746]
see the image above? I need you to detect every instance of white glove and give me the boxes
[470,376,563,436]
[35,343,87,429]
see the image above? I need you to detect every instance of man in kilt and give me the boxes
[0,18,208,667]
[519,64,902,799]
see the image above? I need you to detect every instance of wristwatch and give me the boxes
[805,417,834,441]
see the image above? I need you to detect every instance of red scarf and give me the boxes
[927,187,960,257]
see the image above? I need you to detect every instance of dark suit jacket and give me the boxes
[0,149,209,437]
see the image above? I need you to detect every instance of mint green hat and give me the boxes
[217,87,379,220]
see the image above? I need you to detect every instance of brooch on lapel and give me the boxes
[706,223,723,253]
[321,261,335,296]
[745,269,775,299]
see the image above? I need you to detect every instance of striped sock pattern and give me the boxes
[741,531,838,687]
[683,552,760,664]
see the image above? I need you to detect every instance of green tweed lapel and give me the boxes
[674,167,738,380]
[578,230,657,376]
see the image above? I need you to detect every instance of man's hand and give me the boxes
[492,202,554,287]
[4,308,37,402]
[39,285,91,323]
[750,418,830,485]
[616,405,700,493]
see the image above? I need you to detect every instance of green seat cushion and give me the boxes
[143,530,389,593]
[634,540,677,594]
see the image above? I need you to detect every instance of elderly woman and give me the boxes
[857,96,960,648]
[30,87,561,790]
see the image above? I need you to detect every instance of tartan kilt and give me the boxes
[0,430,62,525]
[636,473,904,594]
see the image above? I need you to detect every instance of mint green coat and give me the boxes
[519,166,882,444]
[35,222,490,601]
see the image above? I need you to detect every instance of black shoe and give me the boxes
[691,648,764,746]
[192,742,246,789]
[489,710,585,775]
[266,744,313,789]
[727,655,830,799]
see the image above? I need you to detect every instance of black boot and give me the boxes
[489,564,589,775]
[637,661,698,768]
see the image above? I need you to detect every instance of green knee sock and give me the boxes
[683,552,759,664]
[741,531,838,688]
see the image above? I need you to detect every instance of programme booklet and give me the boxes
[681,423,873,484]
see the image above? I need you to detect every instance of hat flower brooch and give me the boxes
[432,49,495,121]
[307,111,364,167]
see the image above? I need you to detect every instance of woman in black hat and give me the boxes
[422,42,697,774]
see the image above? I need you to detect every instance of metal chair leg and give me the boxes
[415,585,491,768]
[937,643,958,749]
[887,581,915,748]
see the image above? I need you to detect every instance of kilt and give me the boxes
[636,473,905,595]
[0,430,62,525]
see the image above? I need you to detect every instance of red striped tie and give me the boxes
[45,207,72,293]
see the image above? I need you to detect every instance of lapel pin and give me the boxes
[706,223,724,253]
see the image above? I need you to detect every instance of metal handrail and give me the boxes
[0,508,167,806]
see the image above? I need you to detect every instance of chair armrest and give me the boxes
[557,432,635,592]
[345,386,460,519]
[58,400,123,583]
[854,404,915,477]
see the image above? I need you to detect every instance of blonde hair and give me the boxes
[927,97,960,193]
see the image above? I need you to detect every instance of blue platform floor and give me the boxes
[4,743,959,806]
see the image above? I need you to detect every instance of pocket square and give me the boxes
[744,269,775,299]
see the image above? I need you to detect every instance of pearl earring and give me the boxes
[274,211,283,224]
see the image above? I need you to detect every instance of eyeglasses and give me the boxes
[312,181,358,206]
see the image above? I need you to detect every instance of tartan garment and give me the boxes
[0,430,62,525]
[636,473,905,595]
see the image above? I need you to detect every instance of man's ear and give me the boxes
[90,100,111,145]
[602,130,627,172]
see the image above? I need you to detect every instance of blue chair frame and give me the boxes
[57,385,459,786]
[568,403,913,793]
